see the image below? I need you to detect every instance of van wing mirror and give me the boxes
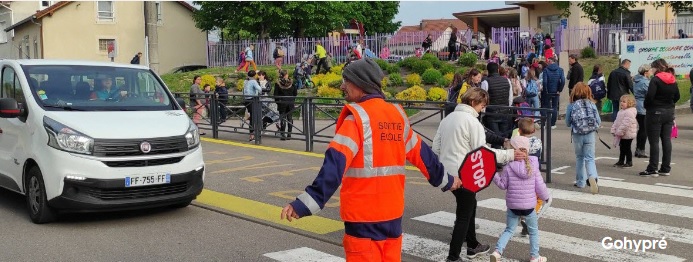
[175,98,187,110]
[0,98,22,118]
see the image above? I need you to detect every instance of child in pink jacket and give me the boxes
[491,136,550,262]
[611,95,638,168]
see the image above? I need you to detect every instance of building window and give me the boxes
[41,1,52,8]
[539,15,561,36]
[156,1,162,22]
[98,39,115,52]
[97,1,114,21]
[0,21,6,43]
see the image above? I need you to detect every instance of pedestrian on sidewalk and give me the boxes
[274,70,295,140]
[639,59,680,177]
[541,57,565,129]
[490,135,550,262]
[432,88,523,261]
[633,64,652,158]
[611,95,638,168]
[607,59,633,121]
[273,45,285,72]
[567,54,584,95]
[566,82,600,194]
[281,58,461,262]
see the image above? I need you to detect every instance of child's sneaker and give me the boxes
[530,256,547,262]
[490,251,501,262]
[621,162,633,168]
[588,177,599,194]
[520,219,529,237]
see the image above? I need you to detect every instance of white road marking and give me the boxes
[598,179,693,199]
[264,247,344,262]
[478,198,693,245]
[551,165,570,174]
[413,211,685,262]
[643,161,676,165]
[402,233,521,262]
[550,188,693,219]
[595,157,619,160]
[655,183,693,190]
[599,176,625,181]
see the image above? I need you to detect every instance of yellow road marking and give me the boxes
[203,150,229,155]
[242,167,321,182]
[211,161,293,174]
[201,137,421,171]
[205,156,255,164]
[196,189,344,234]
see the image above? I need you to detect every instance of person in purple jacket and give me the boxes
[490,136,551,262]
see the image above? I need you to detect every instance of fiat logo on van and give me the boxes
[140,141,152,153]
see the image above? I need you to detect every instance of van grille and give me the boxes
[85,182,189,200]
[93,136,189,157]
[102,157,184,168]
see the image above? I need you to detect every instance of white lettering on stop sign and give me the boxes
[470,150,486,188]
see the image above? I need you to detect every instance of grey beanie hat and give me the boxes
[342,58,385,96]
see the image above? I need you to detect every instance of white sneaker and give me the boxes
[530,256,547,262]
[551,125,557,130]
[490,251,501,262]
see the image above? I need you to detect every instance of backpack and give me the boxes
[277,48,285,57]
[513,98,533,118]
[570,99,599,135]
[589,78,607,100]
[524,79,539,98]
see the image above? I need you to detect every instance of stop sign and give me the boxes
[458,146,498,193]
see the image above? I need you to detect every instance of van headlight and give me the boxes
[44,116,94,155]
[185,121,200,149]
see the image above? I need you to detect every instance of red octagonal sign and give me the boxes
[458,146,498,193]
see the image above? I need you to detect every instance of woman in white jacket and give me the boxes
[433,88,524,261]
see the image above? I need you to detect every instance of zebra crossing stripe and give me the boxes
[264,247,344,262]
[597,179,693,199]
[402,233,522,262]
[550,188,693,219]
[478,198,693,245]
[412,211,685,262]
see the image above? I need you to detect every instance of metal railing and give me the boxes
[174,92,555,182]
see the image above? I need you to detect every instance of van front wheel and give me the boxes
[26,167,57,224]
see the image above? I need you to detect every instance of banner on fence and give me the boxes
[621,38,693,79]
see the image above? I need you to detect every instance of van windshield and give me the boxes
[21,65,176,111]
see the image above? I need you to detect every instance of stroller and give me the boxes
[293,61,315,89]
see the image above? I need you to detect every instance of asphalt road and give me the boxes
[0,111,691,262]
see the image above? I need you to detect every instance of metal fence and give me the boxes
[492,19,693,57]
[207,30,474,67]
[173,93,556,182]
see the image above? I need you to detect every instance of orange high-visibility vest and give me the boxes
[335,98,417,223]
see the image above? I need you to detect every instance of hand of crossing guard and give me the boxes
[281,204,299,222]
[449,176,462,191]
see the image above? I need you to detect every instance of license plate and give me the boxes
[125,173,170,187]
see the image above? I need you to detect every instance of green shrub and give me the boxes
[456,67,468,76]
[330,63,345,74]
[421,53,439,63]
[412,60,433,75]
[400,57,419,69]
[264,70,278,82]
[388,73,404,87]
[405,73,422,87]
[395,85,427,102]
[581,47,596,59]
[437,77,451,87]
[375,59,390,72]
[476,63,487,72]
[458,53,478,67]
[381,77,389,89]
[386,64,400,74]
[438,64,455,75]
[431,60,443,69]
[427,87,448,102]
[384,86,398,97]
[236,71,248,79]
[327,79,342,88]
[421,69,443,85]
[236,79,245,91]
[201,75,217,91]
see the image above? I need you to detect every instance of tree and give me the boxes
[553,1,693,24]
[192,1,401,39]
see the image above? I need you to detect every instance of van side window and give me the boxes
[2,67,26,105]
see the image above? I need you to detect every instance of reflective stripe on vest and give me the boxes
[349,103,374,169]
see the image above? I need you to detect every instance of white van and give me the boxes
[0,60,205,223]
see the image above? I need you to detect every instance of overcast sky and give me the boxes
[394,1,510,26]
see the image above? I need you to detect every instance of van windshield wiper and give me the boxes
[43,104,86,111]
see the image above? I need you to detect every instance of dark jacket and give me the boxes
[274,78,297,105]
[215,85,229,105]
[542,63,565,94]
[130,55,140,64]
[486,73,511,107]
[422,37,432,49]
[568,62,584,90]
[644,72,680,110]
[607,66,633,101]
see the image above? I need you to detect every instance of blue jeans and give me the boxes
[611,99,620,122]
[495,210,540,257]
[541,93,559,126]
[573,132,599,187]
[527,95,541,117]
